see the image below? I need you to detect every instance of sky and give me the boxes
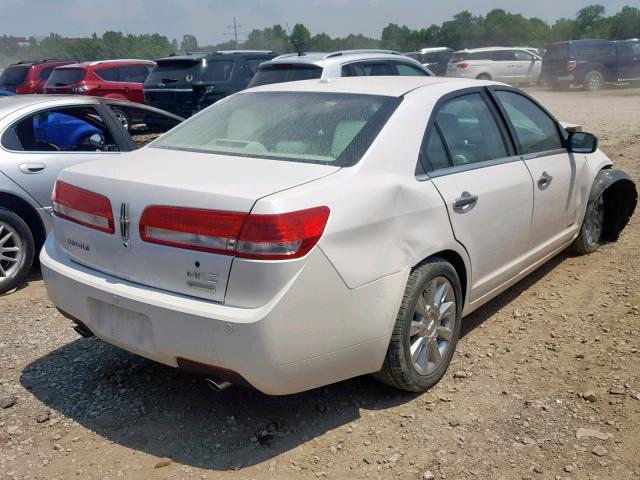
[0,0,632,45]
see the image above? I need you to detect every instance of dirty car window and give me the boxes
[153,91,401,166]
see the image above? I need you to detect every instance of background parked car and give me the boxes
[0,95,183,294]
[0,59,74,94]
[541,38,640,91]
[248,49,433,89]
[143,50,277,117]
[404,47,454,76]
[447,47,542,84]
[43,59,155,103]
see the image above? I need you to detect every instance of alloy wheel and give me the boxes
[584,196,604,248]
[587,72,602,91]
[0,221,24,284]
[409,276,457,375]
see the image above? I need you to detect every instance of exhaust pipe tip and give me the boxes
[205,378,233,392]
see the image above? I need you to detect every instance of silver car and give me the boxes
[0,95,182,294]
[248,49,433,87]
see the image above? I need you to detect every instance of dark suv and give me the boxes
[542,39,640,91]
[404,47,454,76]
[144,50,277,117]
[0,59,74,93]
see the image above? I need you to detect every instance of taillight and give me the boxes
[139,206,247,255]
[52,181,115,234]
[139,206,330,260]
[15,81,36,94]
[566,60,577,72]
[456,63,469,69]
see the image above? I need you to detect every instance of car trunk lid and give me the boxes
[53,147,339,302]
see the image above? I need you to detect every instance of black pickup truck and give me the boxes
[541,39,640,91]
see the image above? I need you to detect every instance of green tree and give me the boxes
[289,24,311,53]
[181,34,198,53]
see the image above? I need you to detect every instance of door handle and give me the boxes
[19,163,46,174]
[538,171,553,189]
[452,191,478,212]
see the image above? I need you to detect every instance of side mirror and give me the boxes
[88,133,105,149]
[568,131,598,154]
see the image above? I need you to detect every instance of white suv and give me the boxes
[447,47,542,84]
[248,49,433,87]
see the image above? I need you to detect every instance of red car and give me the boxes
[43,59,155,104]
[0,59,74,93]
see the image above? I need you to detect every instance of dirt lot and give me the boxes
[1,87,639,480]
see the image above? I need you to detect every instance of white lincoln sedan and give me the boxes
[40,77,637,395]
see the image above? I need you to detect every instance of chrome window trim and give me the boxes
[424,154,523,179]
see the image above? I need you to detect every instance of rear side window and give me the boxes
[545,43,570,60]
[434,93,508,167]
[118,65,150,83]
[494,91,563,154]
[394,62,428,76]
[248,65,322,87]
[201,60,234,82]
[47,68,86,86]
[421,128,451,171]
[106,104,181,147]
[490,50,516,61]
[0,66,29,85]
[95,67,119,81]
[575,43,613,56]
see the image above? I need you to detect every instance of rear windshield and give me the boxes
[0,66,29,86]
[145,59,202,85]
[46,68,86,86]
[248,65,322,87]
[545,43,570,60]
[153,91,401,166]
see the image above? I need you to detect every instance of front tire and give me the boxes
[568,194,604,255]
[0,208,34,295]
[375,258,462,392]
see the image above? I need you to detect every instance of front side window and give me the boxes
[434,93,508,166]
[201,60,234,82]
[494,91,563,154]
[153,91,400,166]
[3,106,117,152]
[395,62,428,76]
[514,50,534,61]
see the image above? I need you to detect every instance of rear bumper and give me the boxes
[40,234,406,395]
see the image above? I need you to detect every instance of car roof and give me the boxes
[260,50,410,68]
[454,46,531,53]
[245,75,498,97]
[55,59,156,69]
[155,51,277,62]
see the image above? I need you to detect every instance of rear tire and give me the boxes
[476,73,491,81]
[374,258,462,392]
[111,108,130,131]
[0,208,34,295]
[583,70,604,91]
[568,194,604,255]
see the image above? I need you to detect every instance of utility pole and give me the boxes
[225,17,244,49]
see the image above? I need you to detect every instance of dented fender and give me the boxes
[589,169,637,241]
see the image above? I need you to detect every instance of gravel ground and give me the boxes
[1,86,639,480]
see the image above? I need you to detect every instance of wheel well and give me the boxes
[415,250,468,307]
[0,192,46,252]
[601,179,637,242]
